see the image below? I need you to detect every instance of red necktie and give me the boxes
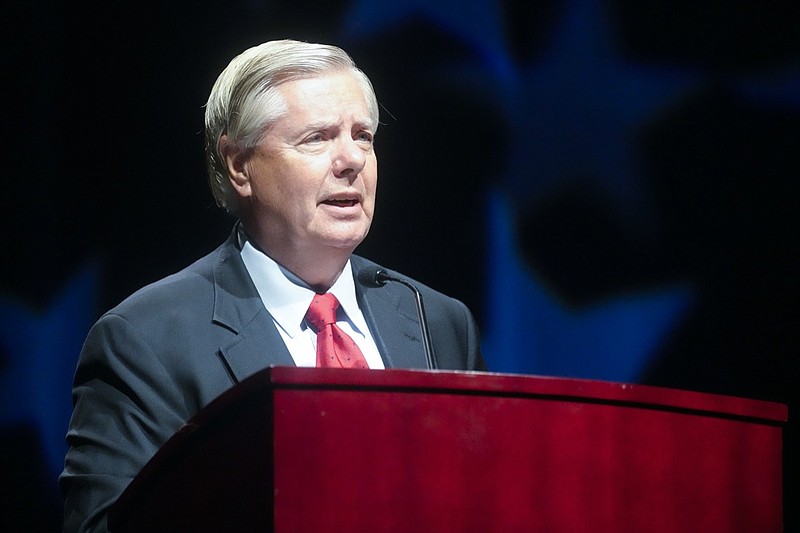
[305,293,369,369]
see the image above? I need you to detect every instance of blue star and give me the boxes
[342,0,701,380]
[482,189,693,382]
[345,0,703,226]
[341,0,514,79]
[448,0,703,228]
[0,261,99,479]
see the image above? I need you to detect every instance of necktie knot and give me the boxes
[305,292,368,369]
[305,292,340,332]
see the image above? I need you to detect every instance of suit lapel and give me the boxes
[206,238,428,377]
[211,230,295,382]
[352,256,429,369]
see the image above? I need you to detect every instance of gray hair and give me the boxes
[204,39,380,214]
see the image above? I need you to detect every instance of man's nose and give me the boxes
[332,136,367,178]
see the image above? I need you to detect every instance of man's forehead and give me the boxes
[274,74,376,127]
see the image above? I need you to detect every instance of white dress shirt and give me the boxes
[239,237,385,369]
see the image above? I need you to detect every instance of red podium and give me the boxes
[108,368,787,532]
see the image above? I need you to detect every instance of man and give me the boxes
[60,40,485,532]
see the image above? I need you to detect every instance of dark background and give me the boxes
[1,0,797,530]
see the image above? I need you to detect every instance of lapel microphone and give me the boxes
[357,268,438,370]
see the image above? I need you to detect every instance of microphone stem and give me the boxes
[388,276,437,370]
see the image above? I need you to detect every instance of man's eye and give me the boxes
[356,131,374,143]
[304,133,324,143]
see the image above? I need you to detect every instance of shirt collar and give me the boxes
[239,235,368,339]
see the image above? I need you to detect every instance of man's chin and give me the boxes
[318,229,370,252]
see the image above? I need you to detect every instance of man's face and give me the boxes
[235,71,378,264]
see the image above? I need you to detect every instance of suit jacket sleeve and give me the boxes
[60,232,281,532]
[61,312,194,533]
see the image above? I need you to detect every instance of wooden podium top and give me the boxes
[111,367,788,532]
[261,367,788,423]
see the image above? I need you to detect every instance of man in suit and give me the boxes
[60,39,485,532]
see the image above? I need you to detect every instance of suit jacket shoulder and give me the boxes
[351,255,486,372]
[61,228,291,532]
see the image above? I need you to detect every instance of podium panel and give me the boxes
[110,368,787,532]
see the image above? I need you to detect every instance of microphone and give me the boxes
[357,268,438,370]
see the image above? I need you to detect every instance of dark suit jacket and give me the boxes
[60,227,485,532]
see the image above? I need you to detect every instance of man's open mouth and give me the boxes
[323,199,359,207]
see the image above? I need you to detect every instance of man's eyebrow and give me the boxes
[301,118,376,132]
[355,119,377,130]
[351,118,379,132]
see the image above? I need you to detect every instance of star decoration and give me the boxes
[341,0,512,79]
[343,0,701,379]
[0,261,99,479]
[482,190,693,382]
[346,0,704,224]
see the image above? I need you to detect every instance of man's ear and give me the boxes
[221,135,252,198]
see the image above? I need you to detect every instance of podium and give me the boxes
[108,367,787,532]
